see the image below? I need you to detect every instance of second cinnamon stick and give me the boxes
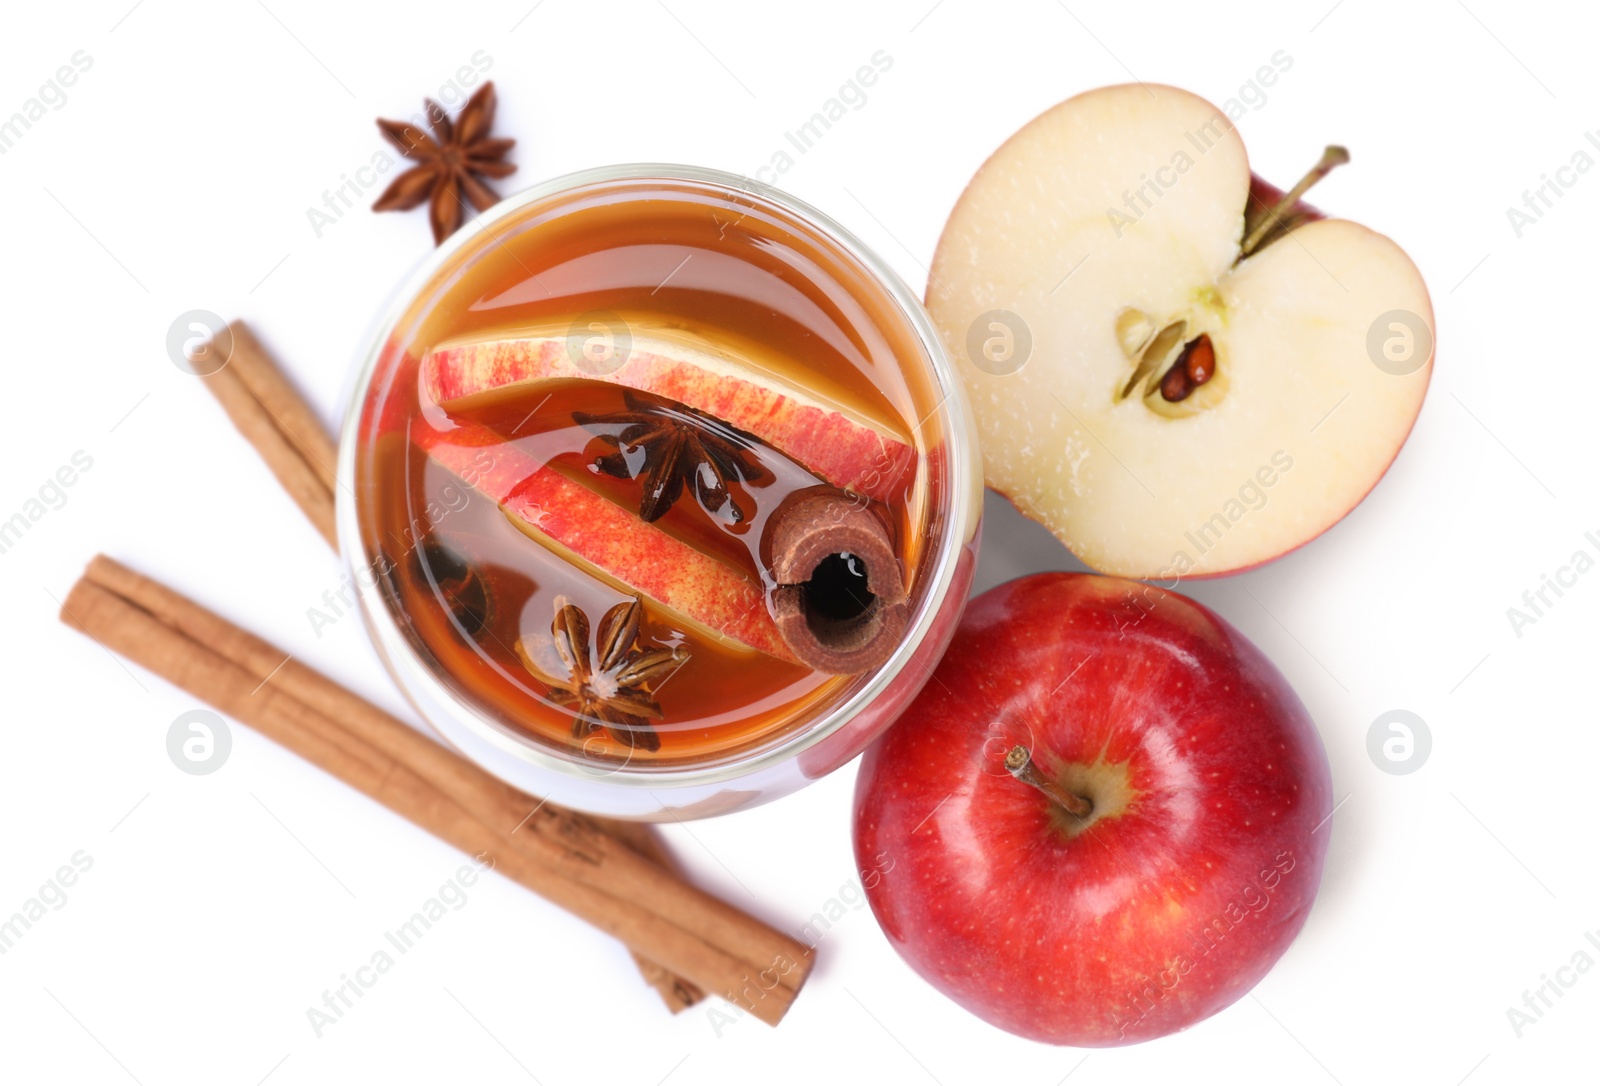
[196,321,704,1009]
[59,563,808,1023]
[201,360,337,548]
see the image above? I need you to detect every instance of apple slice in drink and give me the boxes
[423,327,917,504]
[416,419,799,664]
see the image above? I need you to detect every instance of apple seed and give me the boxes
[1157,333,1216,403]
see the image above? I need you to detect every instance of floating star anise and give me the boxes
[515,595,685,752]
[576,391,771,524]
[372,81,517,245]
[411,539,492,637]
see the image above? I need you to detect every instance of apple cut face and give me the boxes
[928,83,1434,578]
[424,328,917,504]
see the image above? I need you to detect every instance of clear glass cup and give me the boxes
[337,165,981,820]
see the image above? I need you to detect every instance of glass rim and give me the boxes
[335,162,977,791]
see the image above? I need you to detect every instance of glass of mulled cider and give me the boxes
[339,165,980,819]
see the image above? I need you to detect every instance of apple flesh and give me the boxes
[927,83,1434,578]
[853,572,1333,1046]
[416,419,799,663]
[424,328,917,503]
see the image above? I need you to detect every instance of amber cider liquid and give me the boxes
[357,179,932,765]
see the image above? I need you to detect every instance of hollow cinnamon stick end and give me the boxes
[766,493,908,675]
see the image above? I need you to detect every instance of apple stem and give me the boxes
[1004,745,1093,820]
[1239,144,1350,258]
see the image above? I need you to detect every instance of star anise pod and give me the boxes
[410,539,492,637]
[515,595,685,752]
[576,391,771,524]
[372,81,517,245]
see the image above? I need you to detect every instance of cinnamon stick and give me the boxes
[223,321,340,494]
[60,561,804,1021]
[201,353,337,548]
[767,492,908,673]
[199,323,705,1009]
[605,824,707,1011]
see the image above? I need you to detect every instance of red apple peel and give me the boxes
[853,573,1334,1046]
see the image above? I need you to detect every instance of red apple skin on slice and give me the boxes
[854,573,1333,1046]
[414,419,799,664]
[424,335,916,503]
[1244,175,1325,237]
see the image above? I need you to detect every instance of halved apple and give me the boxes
[416,420,798,664]
[423,327,916,503]
[928,83,1434,579]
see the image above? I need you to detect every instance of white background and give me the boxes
[1,0,1594,1083]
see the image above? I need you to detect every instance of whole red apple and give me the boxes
[853,572,1333,1046]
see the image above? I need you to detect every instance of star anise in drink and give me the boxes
[575,391,771,524]
[410,539,492,637]
[515,595,685,752]
[372,82,517,244]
